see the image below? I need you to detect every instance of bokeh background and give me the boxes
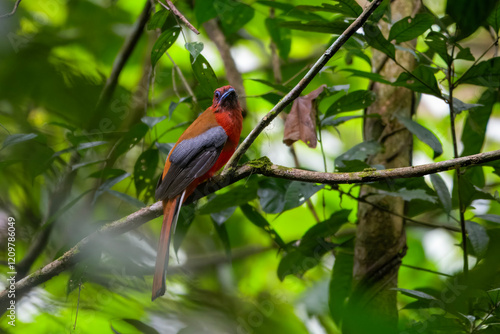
[0,0,499,333]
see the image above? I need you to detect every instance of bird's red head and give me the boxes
[211,85,240,111]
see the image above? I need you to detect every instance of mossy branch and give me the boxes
[1,149,499,312]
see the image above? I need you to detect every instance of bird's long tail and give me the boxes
[152,195,182,301]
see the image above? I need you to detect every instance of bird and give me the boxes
[152,85,243,301]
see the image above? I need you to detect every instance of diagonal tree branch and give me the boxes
[0,0,22,19]
[94,0,152,115]
[158,0,200,35]
[1,149,499,312]
[203,19,247,112]
[222,0,384,173]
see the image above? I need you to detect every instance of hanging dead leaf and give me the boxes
[283,85,325,148]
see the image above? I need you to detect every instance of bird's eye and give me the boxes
[215,91,221,99]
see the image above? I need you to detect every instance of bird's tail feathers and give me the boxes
[152,195,181,301]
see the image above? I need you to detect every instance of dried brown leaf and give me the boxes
[283,85,325,148]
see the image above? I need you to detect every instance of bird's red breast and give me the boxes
[156,85,243,200]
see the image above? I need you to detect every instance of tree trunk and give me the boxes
[344,0,420,332]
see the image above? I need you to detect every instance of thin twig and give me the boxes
[447,45,468,277]
[165,51,197,105]
[204,19,247,112]
[94,0,152,115]
[337,188,460,232]
[289,146,321,222]
[158,0,199,35]
[0,0,22,19]
[222,0,385,174]
[401,264,452,277]
[454,38,499,87]
[73,281,82,330]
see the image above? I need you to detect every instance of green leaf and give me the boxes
[329,247,354,324]
[325,90,376,117]
[393,288,436,300]
[197,183,258,215]
[258,178,290,214]
[363,23,396,59]
[424,32,451,64]
[283,182,324,211]
[451,97,483,115]
[122,319,160,334]
[296,0,362,17]
[335,141,382,169]
[280,20,349,34]
[52,140,108,158]
[249,78,289,93]
[185,42,204,64]
[133,149,159,197]
[92,172,130,205]
[458,57,500,87]
[212,219,231,256]
[151,26,181,69]
[147,9,170,31]
[455,168,494,208]
[265,18,292,60]
[345,49,371,66]
[277,245,335,281]
[211,206,237,225]
[461,90,495,157]
[325,0,362,16]
[465,220,489,258]
[300,210,351,249]
[67,263,87,295]
[377,187,437,203]
[141,116,166,129]
[476,214,500,224]
[216,0,255,35]
[488,2,500,33]
[107,190,146,208]
[191,53,218,98]
[322,114,381,127]
[257,1,326,21]
[194,0,217,25]
[336,160,372,172]
[71,159,106,171]
[257,178,324,214]
[371,177,439,216]
[388,13,434,43]
[260,93,282,106]
[114,123,149,158]
[393,65,442,97]
[456,46,475,61]
[341,69,392,84]
[240,204,287,249]
[369,0,390,23]
[167,97,189,119]
[88,168,126,179]
[1,133,38,150]
[430,174,452,214]
[155,143,174,157]
[447,0,500,40]
[396,115,443,158]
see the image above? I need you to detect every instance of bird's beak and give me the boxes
[220,88,236,102]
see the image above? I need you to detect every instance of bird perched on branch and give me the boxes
[152,85,243,300]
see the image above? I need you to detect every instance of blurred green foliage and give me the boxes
[0,0,500,333]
